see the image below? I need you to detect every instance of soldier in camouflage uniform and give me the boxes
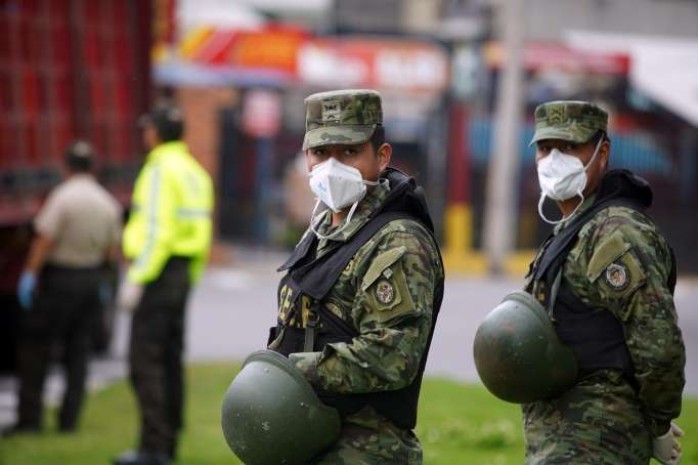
[523,100,686,464]
[268,89,445,464]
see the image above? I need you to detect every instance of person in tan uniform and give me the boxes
[6,140,122,435]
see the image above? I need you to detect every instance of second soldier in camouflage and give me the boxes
[522,101,686,464]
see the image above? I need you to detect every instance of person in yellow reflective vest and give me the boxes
[115,102,213,465]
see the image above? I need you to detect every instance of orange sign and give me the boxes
[185,25,307,75]
[230,29,306,73]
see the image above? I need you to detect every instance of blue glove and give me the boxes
[17,272,36,310]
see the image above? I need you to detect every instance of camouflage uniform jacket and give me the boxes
[274,168,444,464]
[523,170,686,464]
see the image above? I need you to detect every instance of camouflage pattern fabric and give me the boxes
[523,199,686,464]
[287,180,443,464]
[522,370,651,464]
[529,100,608,145]
[308,409,422,465]
[303,89,383,150]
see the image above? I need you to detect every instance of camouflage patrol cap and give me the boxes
[530,100,608,146]
[303,89,383,150]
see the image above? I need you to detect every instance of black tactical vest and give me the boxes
[270,169,444,430]
[528,170,676,378]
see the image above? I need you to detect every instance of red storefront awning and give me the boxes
[484,41,630,76]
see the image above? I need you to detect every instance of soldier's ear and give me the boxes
[377,143,392,171]
[599,140,610,171]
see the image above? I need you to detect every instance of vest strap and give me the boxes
[533,198,645,283]
[292,210,416,301]
[304,311,318,352]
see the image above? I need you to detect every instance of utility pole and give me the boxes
[482,0,525,274]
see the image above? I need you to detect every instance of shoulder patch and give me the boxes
[375,279,395,305]
[361,246,406,291]
[597,249,646,298]
[587,230,632,282]
[605,262,629,290]
[365,264,411,321]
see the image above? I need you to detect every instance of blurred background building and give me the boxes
[151,0,697,272]
[1,0,697,367]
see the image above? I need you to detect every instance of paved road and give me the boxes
[2,250,697,429]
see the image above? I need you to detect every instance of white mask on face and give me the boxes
[308,157,377,213]
[307,157,379,240]
[536,138,603,225]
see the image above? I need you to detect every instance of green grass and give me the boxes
[2,362,697,465]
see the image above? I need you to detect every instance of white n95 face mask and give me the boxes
[536,138,603,224]
[307,157,378,240]
[308,158,376,213]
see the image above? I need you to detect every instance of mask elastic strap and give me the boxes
[583,137,604,171]
[537,194,561,225]
[537,192,586,226]
[309,199,359,241]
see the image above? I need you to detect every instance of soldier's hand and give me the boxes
[116,281,144,313]
[652,422,684,465]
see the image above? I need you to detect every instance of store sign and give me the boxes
[243,90,282,138]
[298,38,449,93]
[179,28,449,93]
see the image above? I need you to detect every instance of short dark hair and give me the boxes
[589,129,610,145]
[140,103,185,142]
[64,140,94,172]
[370,125,385,151]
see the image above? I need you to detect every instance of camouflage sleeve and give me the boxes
[291,220,442,394]
[570,207,686,437]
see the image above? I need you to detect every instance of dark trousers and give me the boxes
[129,257,190,459]
[17,265,101,430]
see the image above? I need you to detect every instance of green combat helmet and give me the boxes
[221,350,341,465]
[473,291,578,403]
